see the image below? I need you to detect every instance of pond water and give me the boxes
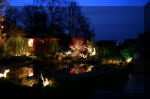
[0,63,97,87]
[122,74,144,93]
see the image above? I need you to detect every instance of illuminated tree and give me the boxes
[70,37,87,55]
[67,1,95,39]
[4,21,29,56]
[0,0,6,35]
[35,0,67,36]
[0,0,7,56]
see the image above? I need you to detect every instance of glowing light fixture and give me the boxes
[0,69,10,78]
[80,54,87,58]
[65,51,71,55]
[28,39,34,47]
[88,48,96,56]
[87,65,94,72]
[29,72,33,77]
[91,48,96,56]
[40,74,50,87]
[126,57,132,63]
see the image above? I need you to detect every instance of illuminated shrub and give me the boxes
[87,40,96,56]
[0,1,6,51]
[4,36,29,56]
[49,40,59,54]
[0,33,6,56]
[121,47,135,62]
[0,34,5,47]
[70,37,87,56]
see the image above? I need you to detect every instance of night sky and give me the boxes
[8,0,150,43]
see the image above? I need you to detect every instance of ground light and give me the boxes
[28,39,34,47]
[40,74,53,87]
[0,69,10,78]
[126,57,132,63]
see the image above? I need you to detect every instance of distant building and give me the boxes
[123,39,139,47]
[27,38,59,53]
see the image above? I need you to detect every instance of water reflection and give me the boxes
[61,63,95,75]
[0,63,95,87]
[123,74,144,93]
[21,78,38,87]
[0,69,10,78]
[7,67,34,79]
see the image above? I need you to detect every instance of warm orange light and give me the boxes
[28,39,34,47]
[126,58,132,63]
[29,72,33,77]
[87,65,94,72]
[87,47,96,56]
[65,51,71,55]
[40,74,50,87]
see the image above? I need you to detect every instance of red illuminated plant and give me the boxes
[70,37,87,55]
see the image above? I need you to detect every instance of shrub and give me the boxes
[4,36,29,56]
[49,40,59,54]
[70,37,87,55]
[121,47,135,62]
[87,40,97,56]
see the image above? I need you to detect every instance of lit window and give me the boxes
[28,39,34,47]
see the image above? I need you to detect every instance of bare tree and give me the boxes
[67,1,95,39]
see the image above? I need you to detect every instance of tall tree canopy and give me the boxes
[4,0,95,40]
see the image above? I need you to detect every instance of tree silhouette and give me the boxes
[4,0,95,40]
[20,6,49,37]
[67,1,95,40]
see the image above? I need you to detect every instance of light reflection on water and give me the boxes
[123,74,144,93]
[0,63,95,87]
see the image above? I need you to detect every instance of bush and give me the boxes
[4,36,29,56]
[121,47,135,62]
[49,41,59,54]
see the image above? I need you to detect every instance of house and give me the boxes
[27,38,59,53]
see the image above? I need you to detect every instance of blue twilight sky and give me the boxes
[7,0,150,43]
[8,0,150,6]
